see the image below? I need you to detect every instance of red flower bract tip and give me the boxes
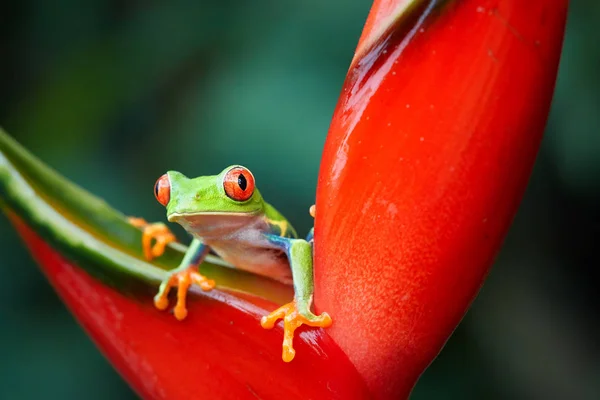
[314,0,567,398]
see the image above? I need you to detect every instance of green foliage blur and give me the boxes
[0,1,598,399]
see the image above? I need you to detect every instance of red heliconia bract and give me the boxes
[14,220,370,400]
[1,0,569,399]
[314,0,567,398]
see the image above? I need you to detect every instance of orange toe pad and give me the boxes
[129,218,176,261]
[154,267,215,321]
[261,301,332,362]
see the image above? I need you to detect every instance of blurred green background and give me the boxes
[0,1,598,399]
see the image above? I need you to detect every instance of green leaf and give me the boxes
[0,128,292,303]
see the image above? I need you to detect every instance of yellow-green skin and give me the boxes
[160,166,317,316]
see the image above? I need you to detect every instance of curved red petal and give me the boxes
[315,1,567,398]
[15,220,369,400]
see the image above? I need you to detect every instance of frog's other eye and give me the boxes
[223,166,255,202]
[154,174,171,206]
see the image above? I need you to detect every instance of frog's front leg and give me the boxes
[260,234,332,362]
[154,238,215,320]
[128,217,176,260]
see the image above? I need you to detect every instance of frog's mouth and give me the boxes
[167,211,262,238]
[167,211,257,222]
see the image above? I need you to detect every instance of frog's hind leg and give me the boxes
[260,234,332,362]
[305,228,314,243]
[261,299,332,362]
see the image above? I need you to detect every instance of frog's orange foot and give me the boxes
[128,217,176,260]
[309,205,316,218]
[260,301,332,362]
[128,216,150,228]
[154,266,215,321]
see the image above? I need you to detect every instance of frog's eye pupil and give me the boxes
[154,183,159,198]
[238,174,247,191]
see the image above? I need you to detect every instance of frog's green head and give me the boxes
[153,165,264,234]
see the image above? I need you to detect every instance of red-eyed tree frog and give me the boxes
[129,165,331,362]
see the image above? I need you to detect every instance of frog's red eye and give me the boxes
[154,174,170,206]
[223,166,255,202]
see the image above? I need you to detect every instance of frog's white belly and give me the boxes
[208,240,293,285]
[182,214,293,284]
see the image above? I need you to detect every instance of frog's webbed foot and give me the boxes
[128,217,176,260]
[309,205,316,218]
[154,266,215,320]
[261,301,332,362]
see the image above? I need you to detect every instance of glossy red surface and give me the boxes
[314,1,567,398]
[15,221,370,400]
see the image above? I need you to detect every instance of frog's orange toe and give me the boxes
[282,346,296,363]
[154,295,169,311]
[173,304,188,321]
[154,266,215,320]
[260,303,289,329]
[129,218,176,260]
[190,271,216,291]
[128,216,148,227]
[146,224,176,260]
[261,301,332,362]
